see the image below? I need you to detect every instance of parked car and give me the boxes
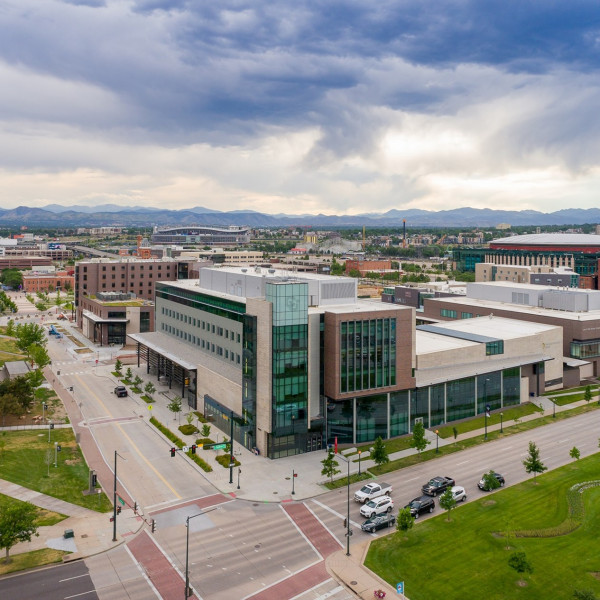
[478,472,505,491]
[360,495,394,518]
[404,496,435,518]
[361,513,396,533]
[354,482,393,503]
[450,485,467,503]
[422,476,455,496]
[114,385,128,397]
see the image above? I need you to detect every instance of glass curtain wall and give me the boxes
[502,367,521,406]
[430,384,445,426]
[477,372,502,414]
[446,377,476,422]
[390,391,409,437]
[356,394,387,442]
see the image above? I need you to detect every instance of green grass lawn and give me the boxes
[0,548,66,575]
[366,453,600,599]
[0,430,112,512]
[0,492,67,527]
[436,403,542,439]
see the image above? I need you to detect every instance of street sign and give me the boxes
[118,495,125,506]
[148,405,152,410]
[396,582,404,594]
[212,443,227,450]
[182,446,189,453]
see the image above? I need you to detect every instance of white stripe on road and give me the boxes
[59,574,90,583]
[123,544,163,600]
[305,503,344,549]
[290,584,344,600]
[456,460,470,466]
[63,591,96,599]
[280,504,323,561]
[310,498,361,528]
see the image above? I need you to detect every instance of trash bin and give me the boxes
[63,529,74,539]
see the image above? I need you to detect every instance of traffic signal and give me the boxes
[116,506,121,515]
[190,445,196,455]
[170,447,176,457]
[343,518,347,528]
[133,502,138,514]
[91,472,97,487]
[56,445,62,452]
[151,519,156,533]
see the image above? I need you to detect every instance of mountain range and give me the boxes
[2,205,600,228]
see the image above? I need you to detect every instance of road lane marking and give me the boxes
[290,584,344,600]
[456,460,470,466]
[558,439,569,444]
[310,499,361,528]
[59,574,90,583]
[305,503,344,549]
[77,375,181,499]
[279,504,323,560]
[123,544,163,600]
[63,591,96,599]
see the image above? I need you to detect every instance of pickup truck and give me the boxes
[114,385,128,397]
[354,482,393,503]
[421,476,455,497]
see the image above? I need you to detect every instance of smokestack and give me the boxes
[403,219,406,248]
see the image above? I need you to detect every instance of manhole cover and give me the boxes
[255,544,261,549]
[350,581,357,586]
[273,491,278,494]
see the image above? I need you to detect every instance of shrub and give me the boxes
[179,424,199,436]
[215,454,240,468]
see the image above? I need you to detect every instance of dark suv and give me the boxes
[405,496,435,518]
[478,472,505,491]
[114,386,127,397]
[361,514,396,533]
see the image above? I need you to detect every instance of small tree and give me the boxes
[570,446,581,461]
[186,412,194,426]
[125,367,133,382]
[573,590,598,600]
[201,424,211,438]
[0,501,39,562]
[133,375,143,388]
[371,436,389,466]
[27,344,51,370]
[168,396,182,422]
[584,385,592,403]
[452,426,458,441]
[523,441,547,482]
[115,358,122,374]
[508,551,533,581]
[410,421,430,456]
[144,381,155,400]
[439,487,456,521]
[5,319,14,337]
[396,507,414,532]
[321,451,341,483]
[482,470,501,491]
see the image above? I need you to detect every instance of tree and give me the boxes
[5,319,15,337]
[0,268,23,290]
[570,446,581,461]
[27,343,51,369]
[201,424,211,438]
[14,322,46,352]
[371,436,389,466]
[133,375,143,388]
[144,381,156,399]
[0,501,39,563]
[523,441,547,482]
[0,394,22,426]
[125,367,133,381]
[320,451,341,483]
[482,470,501,491]
[167,396,182,422]
[396,507,414,532]
[410,421,431,455]
[114,359,122,374]
[439,488,456,521]
[584,385,592,403]
[508,551,533,579]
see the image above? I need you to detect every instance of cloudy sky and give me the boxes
[1,0,600,215]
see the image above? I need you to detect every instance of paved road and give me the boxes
[0,561,98,600]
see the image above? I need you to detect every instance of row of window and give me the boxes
[161,307,241,342]
[160,323,241,363]
[82,264,174,272]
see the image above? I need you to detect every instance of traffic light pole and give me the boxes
[112,450,126,542]
[229,410,234,484]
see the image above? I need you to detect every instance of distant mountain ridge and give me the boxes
[1,205,600,228]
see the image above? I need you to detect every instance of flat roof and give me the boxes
[81,310,128,324]
[426,295,600,322]
[470,281,600,294]
[490,233,600,246]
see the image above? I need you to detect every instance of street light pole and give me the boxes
[185,508,217,599]
[500,412,503,433]
[358,450,361,475]
[484,378,490,441]
[552,398,556,418]
[435,429,439,453]
[229,410,234,485]
[292,469,296,495]
[112,450,126,542]
[345,457,351,556]
[237,467,241,490]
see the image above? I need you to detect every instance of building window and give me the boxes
[440,309,457,318]
[461,312,473,319]
[486,340,504,355]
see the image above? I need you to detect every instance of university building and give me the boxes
[128,267,562,459]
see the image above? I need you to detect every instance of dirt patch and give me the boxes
[65,458,81,466]
[66,336,85,348]
[591,572,600,581]
[517,580,528,587]
[481,500,497,507]
[74,348,93,354]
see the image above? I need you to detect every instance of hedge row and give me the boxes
[149,416,212,472]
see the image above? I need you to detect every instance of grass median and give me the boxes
[366,452,600,599]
